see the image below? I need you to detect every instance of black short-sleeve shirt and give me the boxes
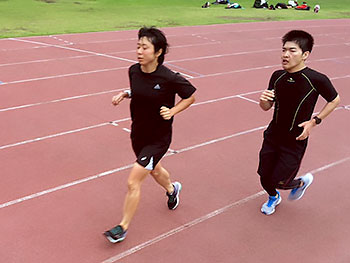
[267,67,338,138]
[129,63,196,143]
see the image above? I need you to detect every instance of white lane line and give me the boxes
[0,123,110,150]
[10,38,136,64]
[175,126,267,154]
[0,41,220,68]
[1,92,349,151]
[237,95,259,104]
[330,74,350,80]
[191,90,263,107]
[0,125,266,209]
[0,164,134,209]
[1,24,347,52]
[49,35,74,46]
[1,50,349,85]
[102,191,266,263]
[102,156,350,262]
[1,68,348,113]
[0,91,262,150]
[0,66,129,85]
[0,118,131,150]
[0,89,123,112]
[165,63,198,78]
[309,157,350,174]
[0,54,95,67]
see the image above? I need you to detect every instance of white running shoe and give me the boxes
[261,191,282,215]
[288,173,314,201]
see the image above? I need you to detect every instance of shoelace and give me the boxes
[110,226,124,236]
[168,189,177,201]
[267,196,278,206]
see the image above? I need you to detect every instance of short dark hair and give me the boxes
[282,30,314,53]
[138,26,169,65]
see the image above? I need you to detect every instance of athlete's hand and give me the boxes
[296,120,316,140]
[160,106,174,120]
[112,92,126,106]
[260,89,275,102]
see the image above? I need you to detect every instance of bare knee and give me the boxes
[127,179,142,194]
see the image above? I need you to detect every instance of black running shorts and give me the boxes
[258,133,308,186]
[131,138,171,171]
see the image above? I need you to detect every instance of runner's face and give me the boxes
[281,41,309,73]
[137,37,161,67]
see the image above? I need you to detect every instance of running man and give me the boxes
[258,30,340,215]
[104,27,196,242]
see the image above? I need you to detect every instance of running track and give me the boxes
[1,19,349,263]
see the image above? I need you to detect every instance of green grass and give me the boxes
[0,0,349,38]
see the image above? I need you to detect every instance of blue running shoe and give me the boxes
[288,173,313,201]
[166,182,182,210]
[103,225,127,243]
[261,191,282,215]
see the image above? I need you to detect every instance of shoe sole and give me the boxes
[170,182,182,210]
[103,232,126,243]
[261,196,282,215]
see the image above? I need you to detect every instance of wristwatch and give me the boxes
[313,116,322,125]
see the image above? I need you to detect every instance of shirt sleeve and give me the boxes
[171,72,196,99]
[314,73,338,102]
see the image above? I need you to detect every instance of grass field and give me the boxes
[0,0,349,38]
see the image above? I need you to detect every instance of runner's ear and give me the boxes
[302,51,310,61]
[155,48,163,58]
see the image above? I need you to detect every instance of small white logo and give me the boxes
[287,77,295,83]
[141,156,147,161]
[153,84,161,90]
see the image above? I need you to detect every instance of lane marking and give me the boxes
[0,54,96,67]
[102,156,350,262]
[0,89,123,112]
[0,164,134,209]
[0,50,348,85]
[175,126,266,154]
[0,91,263,150]
[0,125,266,209]
[309,157,350,174]
[1,67,348,113]
[0,66,129,85]
[0,41,220,68]
[10,38,136,64]
[0,116,132,150]
[0,123,110,150]
[165,63,199,78]
[191,90,263,107]
[2,25,347,52]
[49,35,74,45]
[1,95,349,151]
[237,95,259,104]
[102,191,266,263]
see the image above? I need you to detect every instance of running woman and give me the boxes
[258,30,340,215]
[104,27,196,242]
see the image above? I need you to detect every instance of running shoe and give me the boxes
[166,182,182,210]
[288,173,314,201]
[261,191,282,215]
[103,225,127,243]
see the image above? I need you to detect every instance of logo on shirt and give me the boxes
[287,77,295,83]
[153,84,161,90]
[141,156,147,161]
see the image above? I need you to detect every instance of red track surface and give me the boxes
[1,19,349,263]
